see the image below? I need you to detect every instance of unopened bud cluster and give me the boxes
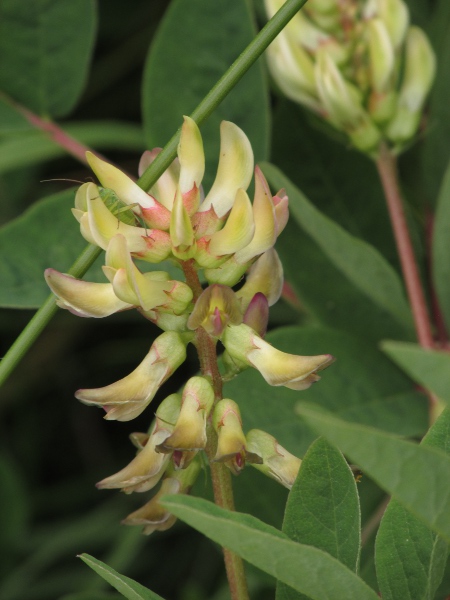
[266,0,436,154]
[45,118,334,534]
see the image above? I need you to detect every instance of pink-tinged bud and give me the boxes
[178,116,205,197]
[191,205,223,239]
[139,201,172,231]
[139,148,180,210]
[75,331,187,421]
[273,188,289,236]
[236,249,284,312]
[170,189,196,259]
[104,235,169,311]
[204,255,249,287]
[187,285,242,337]
[45,269,133,318]
[200,121,254,218]
[246,429,301,489]
[234,167,277,265]
[243,293,270,338]
[96,394,181,494]
[222,323,335,389]
[122,458,201,535]
[86,151,154,210]
[157,376,214,453]
[208,189,255,256]
[212,399,262,475]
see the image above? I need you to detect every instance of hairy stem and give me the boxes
[376,145,435,350]
[182,261,249,600]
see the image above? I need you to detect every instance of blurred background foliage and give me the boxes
[0,0,449,598]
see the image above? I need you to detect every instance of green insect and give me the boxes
[98,187,148,230]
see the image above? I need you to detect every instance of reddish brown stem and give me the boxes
[376,145,435,350]
[16,104,110,166]
[182,260,250,600]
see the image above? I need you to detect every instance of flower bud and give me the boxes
[170,189,196,259]
[178,116,205,199]
[236,249,284,312]
[242,293,270,338]
[122,458,201,535]
[187,284,242,337]
[386,26,436,143]
[157,376,214,453]
[234,167,277,265]
[75,331,187,421]
[368,19,395,93]
[212,399,262,475]
[246,429,301,489]
[222,323,334,389]
[377,0,409,49]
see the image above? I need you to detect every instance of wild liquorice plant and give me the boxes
[1,0,450,599]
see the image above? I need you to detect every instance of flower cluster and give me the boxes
[45,118,334,533]
[265,0,436,154]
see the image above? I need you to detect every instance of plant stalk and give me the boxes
[182,260,249,600]
[376,144,435,350]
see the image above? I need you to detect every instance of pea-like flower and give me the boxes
[246,429,302,489]
[265,0,436,154]
[222,323,334,389]
[75,331,187,421]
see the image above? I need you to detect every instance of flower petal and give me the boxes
[45,269,133,318]
[200,121,254,217]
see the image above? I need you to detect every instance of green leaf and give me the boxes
[375,410,450,600]
[162,496,379,600]
[381,341,450,406]
[271,101,397,267]
[0,121,145,174]
[79,554,165,600]
[276,219,413,342]
[432,160,450,332]
[224,326,427,463]
[263,163,413,331]
[0,0,97,117]
[0,189,104,308]
[142,0,269,190]
[0,98,32,135]
[296,403,450,542]
[276,438,361,600]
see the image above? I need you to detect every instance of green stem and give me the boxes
[136,0,308,192]
[0,245,101,388]
[0,0,307,388]
[182,261,249,600]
